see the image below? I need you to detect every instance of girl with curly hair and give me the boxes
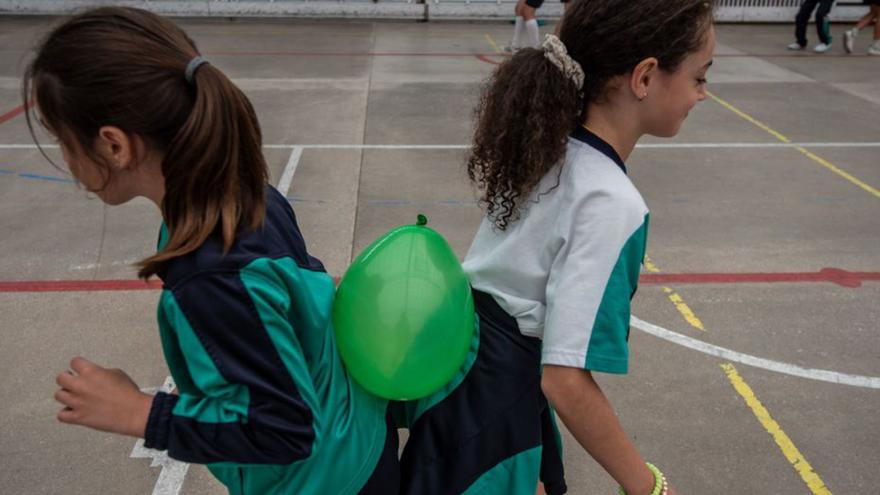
[396,1,716,494]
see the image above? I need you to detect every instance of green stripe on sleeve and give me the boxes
[161,293,251,422]
[584,214,649,374]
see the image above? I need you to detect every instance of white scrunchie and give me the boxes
[542,34,584,90]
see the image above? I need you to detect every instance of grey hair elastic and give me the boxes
[184,56,209,84]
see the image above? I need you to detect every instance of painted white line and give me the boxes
[5,142,880,150]
[277,146,303,196]
[133,376,190,495]
[636,142,880,149]
[1,76,369,91]
[265,144,470,150]
[631,315,880,390]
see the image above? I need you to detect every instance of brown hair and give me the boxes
[468,0,714,229]
[23,7,268,278]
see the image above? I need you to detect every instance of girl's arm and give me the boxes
[140,271,318,465]
[542,364,674,495]
[55,269,319,466]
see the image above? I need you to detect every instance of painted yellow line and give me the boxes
[707,92,791,143]
[707,91,879,199]
[484,33,503,54]
[643,255,661,274]
[721,363,833,494]
[794,146,880,198]
[663,287,706,331]
[644,255,705,331]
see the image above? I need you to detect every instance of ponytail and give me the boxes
[469,0,715,230]
[468,46,583,230]
[22,7,269,279]
[138,60,268,278]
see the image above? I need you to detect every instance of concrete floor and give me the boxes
[1,16,878,495]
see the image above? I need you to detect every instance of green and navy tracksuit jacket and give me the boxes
[143,186,389,495]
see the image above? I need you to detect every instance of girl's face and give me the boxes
[645,24,716,138]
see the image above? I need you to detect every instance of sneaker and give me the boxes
[869,42,880,56]
[813,42,832,53]
[844,29,856,54]
[787,42,805,50]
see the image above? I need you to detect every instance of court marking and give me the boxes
[663,287,706,331]
[277,146,303,196]
[3,268,879,293]
[640,254,834,492]
[188,51,874,59]
[483,33,502,54]
[4,275,875,389]
[3,142,880,150]
[642,268,880,288]
[632,316,880,389]
[707,91,879,199]
[645,255,707,331]
[0,168,75,183]
[0,102,28,125]
[134,376,189,495]
[721,364,832,495]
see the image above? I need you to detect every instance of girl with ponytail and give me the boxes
[31,8,398,494]
[397,1,716,494]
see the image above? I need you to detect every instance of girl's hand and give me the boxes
[54,357,153,438]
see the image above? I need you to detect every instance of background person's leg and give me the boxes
[870,5,880,54]
[844,7,876,52]
[794,0,819,47]
[510,1,527,52]
[522,0,542,48]
[814,0,835,46]
[873,6,880,40]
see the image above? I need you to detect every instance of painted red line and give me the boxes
[713,53,874,58]
[639,268,880,289]
[0,101,30,125]
[202,50,867,59]
[206,50,506,58]
[475,54,502,65]
[0,279,163,292]
[1,269,877,293]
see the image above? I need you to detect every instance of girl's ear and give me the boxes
[629,57,659,102]
[95,126,134,170]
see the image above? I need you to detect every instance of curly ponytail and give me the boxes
[468,47,583,230]
[469,0,715,230]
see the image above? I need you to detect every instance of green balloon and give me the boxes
[333,215,475,401]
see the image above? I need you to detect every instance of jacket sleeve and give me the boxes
[144,270,317,465]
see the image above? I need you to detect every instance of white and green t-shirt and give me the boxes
[463,127,649,374]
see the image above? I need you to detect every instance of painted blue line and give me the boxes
[368,199,475,207]
[369,200,412,206]
[0,169,14,175]
[16,173,75,183]
[287,196,327,205]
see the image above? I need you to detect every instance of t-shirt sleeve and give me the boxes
[541,188,649,374]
